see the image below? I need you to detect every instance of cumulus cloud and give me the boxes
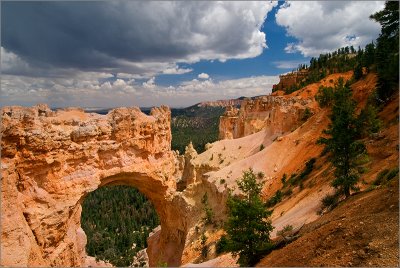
[0,73,279,108]
[198,73,210,79]
[162,66,193,75]
[2,1,277,77]
[142,77,156,89]
[276,1,385,57]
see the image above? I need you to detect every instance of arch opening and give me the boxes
[81,185,160,267]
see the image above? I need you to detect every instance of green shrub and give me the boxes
[281,173,287,184]
[266,190,283,208]
[386,168,399,181]
[201,193,214,225]
[282,188,292,196]
[373,168,399,185]
[220,179,226,184]
[216,235,229,254]
[320,192,340,212]
[289,158,316,186]
[289,173,297,185]
[277,225,294,243]
[200,233,208,259]
[260,144,265,151]
[356,103,381,137]
[301,108,312,121]
[315,85,335,107]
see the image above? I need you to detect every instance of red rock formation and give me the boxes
[0,104,189,267]
[219,95,313,140]
[196,98,244,108]
[272,69,308,92]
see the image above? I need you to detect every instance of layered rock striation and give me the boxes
[219,95,313,140]
[1,104,189,266]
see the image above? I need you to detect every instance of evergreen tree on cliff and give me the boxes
[370,1,399,102]
[318,79,366,198]
[225,169,274,266]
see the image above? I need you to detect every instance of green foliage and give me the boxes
[81,186,159,267]
[353,63,363,80]
[278,3,398,98]
[300,158,316,180]
[171,106,225,154]
[319,78,366,198]
[220,178,226,184]
[259,144,265,151]
[301,107,312,121]
[200,233,208,259]
[216,235,229,254]
[281,173,287,184]
[370,1,399,102]
[265,190,282,208]
[356,103,381,137]
[201,193,214,225]
[319,192,340,213]
[224,169,274,266]
[156,261,168,267]
[373,167,399,185]
[277,225,294,243]
[282,188,293,197]
[315,85,335,107]
[288,158,316,186]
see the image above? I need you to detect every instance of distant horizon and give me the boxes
[1,1,385,107]
[2,94,256,110]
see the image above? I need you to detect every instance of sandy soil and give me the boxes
[257,179,399,267]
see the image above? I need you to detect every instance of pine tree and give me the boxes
[318,79,366,198]
[225,169,274,266]
[370,1,399,101]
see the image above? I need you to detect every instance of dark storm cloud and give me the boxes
[2,1,276,74]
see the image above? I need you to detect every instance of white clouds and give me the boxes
[198,73,210,79]
[0,73,279,108]
[142,77,156,89]
[162,66,193,75]
[276,1,385,57]
[3,1,277,77]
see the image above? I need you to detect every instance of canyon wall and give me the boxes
[219,95,313,140]
[196,98,244,108]
[272,70,308,92]
[0,104,192,267]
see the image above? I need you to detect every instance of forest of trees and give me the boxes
[80,3,398,267]
[81,186,159,267]
[279,1,398,99]
[171,106,225,154]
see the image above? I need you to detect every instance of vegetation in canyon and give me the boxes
[171,106,225,154]
[70,2,400,267]
[224,169,274,266]
[81,186,159,267]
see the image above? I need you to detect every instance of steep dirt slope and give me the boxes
[257,179,399,267]
[184,72,398,266]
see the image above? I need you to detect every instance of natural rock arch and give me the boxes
[1,105,189,267]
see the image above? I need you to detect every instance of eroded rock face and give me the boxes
[219,96,313,140]
[0,104,188,267]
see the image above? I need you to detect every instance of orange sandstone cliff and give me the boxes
[0,105,191,266]
[1,71,398,267]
